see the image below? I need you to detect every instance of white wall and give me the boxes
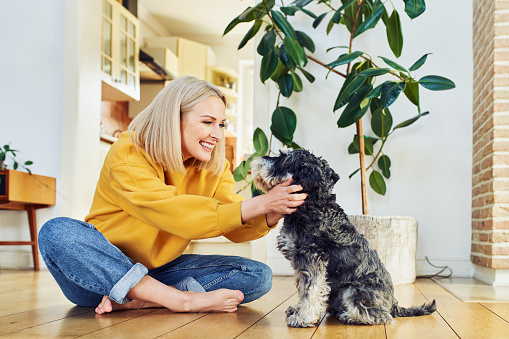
[0,1,66,267]
[0,0,102,268]
[257,0,474,276]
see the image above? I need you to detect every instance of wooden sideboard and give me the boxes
[0,170,56,270]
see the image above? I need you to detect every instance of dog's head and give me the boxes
[250,149,340,196]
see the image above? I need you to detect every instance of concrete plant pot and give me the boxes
[349,215,418,285]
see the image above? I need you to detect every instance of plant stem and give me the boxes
[307,55,347,78]
[356,119,369,215]
[350,0,369,215]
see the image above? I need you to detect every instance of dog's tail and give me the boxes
[391,300,437,318]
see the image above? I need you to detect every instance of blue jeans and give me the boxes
[38,217,272,307]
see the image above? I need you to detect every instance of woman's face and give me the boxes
[180,96,226,162]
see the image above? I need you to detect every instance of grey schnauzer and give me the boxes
[251,149,436,328]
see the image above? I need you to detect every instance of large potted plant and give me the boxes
[225,0,455,284]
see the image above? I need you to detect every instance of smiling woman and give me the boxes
[38,75,307,316]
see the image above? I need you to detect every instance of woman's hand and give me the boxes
[240,178,307,226]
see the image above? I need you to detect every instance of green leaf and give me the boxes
[291,72,303,92]
[409,53,431,72]
[24,161,33,166]
[238,20,262,50]
[356,68,391,77]
[337,85,373,128]
[393,111,429,130]
[348,135,379,155]
[224,2,269,36]
[338,0,357,12]
[326,51,363,69]
[378,155,391,179]
[290,141,302,149]
[297,67,315,83]
[233,160,249,181]
[332,9,342,24]
[349,168,361,179]
[419,75,456,91]
[224,16,243,36]
[371,106,393,138]
[313,13,327,28]
[404,80,420,107]
[367,83,383,98]
[300,7,317,18]
[283,36,307,67]
[404,0,426,19]
[295,30,315,53]
[326,17,335,35]
[379,56,408,73]
[253,128,269,155]
[270,59,290,82]
[271,10,297,39]
[271,106,297,144]
[295,0,313,7]
[334,72,366,111]
[386,10,403,58]
[281,6,300,16]
[369,170,386,195]
[257,29,276,56]
[380,81,406,108]
[279,44,297,69]
[13,161,19,170]
[354,0,385,38]
[278,73,294,97]
[260,48,279,83]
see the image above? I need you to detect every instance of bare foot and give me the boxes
[182,289,244,313]
[95,295,160,314]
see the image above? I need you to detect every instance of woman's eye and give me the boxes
[202,121,212,125]
[220,123,227,128]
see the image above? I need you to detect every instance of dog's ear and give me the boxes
[329,167,340,186]
[293,162,321,190]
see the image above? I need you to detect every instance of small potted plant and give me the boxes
[225,0,455,283]
[0,143,33,173]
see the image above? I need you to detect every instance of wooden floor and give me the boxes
[1,270,509,338]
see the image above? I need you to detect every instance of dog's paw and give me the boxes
[285,305,298,317]
[286,312,320,328]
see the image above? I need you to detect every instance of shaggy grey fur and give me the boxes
[251,149,436,328]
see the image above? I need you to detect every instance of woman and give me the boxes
[38,76,306,314]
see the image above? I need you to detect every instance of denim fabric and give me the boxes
[38,217,272,307]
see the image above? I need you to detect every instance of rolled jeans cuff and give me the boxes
[109,263,148,304]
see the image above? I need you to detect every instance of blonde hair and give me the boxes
[128,76,227,175]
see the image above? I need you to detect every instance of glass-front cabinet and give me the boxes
[101,0,140,101]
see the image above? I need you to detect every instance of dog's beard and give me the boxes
[251,157,292,193]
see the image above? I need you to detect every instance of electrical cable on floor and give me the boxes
[416,256,453,279]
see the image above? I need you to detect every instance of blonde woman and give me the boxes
[38,76,306,314]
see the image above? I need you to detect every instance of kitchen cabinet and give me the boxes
[144,37,216,80]
[101,0,140,101]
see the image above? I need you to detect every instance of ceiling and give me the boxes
[138,0,255,39]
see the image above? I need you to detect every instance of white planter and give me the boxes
[348,215,417,285]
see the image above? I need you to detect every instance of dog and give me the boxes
[250,149,436,328]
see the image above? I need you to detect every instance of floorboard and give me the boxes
[1,270,508,338]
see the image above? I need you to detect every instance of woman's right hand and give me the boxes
[240,177,307,226]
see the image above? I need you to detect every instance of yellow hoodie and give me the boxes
[85,133,271,269]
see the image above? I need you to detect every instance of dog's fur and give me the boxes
[251,149,436,328]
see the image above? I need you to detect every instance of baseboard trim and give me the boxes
[474,265,509,286]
